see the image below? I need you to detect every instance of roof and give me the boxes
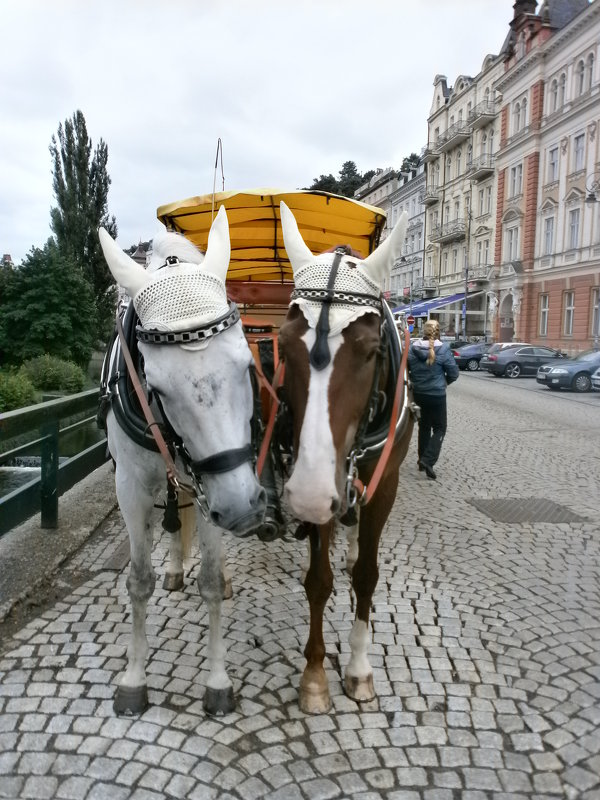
[156,188,386,283]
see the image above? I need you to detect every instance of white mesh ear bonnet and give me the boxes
[291,254,382,335]
[133,232,229,331]
[133,266,229,331]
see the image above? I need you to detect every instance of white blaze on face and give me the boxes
[284,328,343,524]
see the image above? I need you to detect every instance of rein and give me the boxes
[347,326,411,507]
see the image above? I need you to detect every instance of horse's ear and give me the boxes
[198,206,230,282]
[360,212,408,287]
[280,201,314,276]
[98,227,149,298]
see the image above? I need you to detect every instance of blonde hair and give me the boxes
[423,320,440,366]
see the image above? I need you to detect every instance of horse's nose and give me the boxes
[330,497,341,515]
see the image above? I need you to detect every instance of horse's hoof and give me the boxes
[203,685,236,716]
[344,673,375,703]
[163,572,184,591]
[113,685,149,715]
[299,674,332,714]
[223,577,233,600]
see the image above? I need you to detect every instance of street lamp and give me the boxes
[585,172,600,349]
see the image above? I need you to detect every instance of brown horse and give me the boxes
[277,201,414,713]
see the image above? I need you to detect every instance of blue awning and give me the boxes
[393,292,465,317]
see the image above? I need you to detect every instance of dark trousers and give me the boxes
[413,392,447,468]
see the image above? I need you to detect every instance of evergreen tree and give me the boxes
[337,161,363,198]
[308,173,339,193]
[49,110,117,344]
[0,240,96,368]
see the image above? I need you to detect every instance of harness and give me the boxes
[266,249,416,512]
[98,276,256,520]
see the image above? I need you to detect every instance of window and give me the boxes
[550,79,558,112]
[586,53,594,92]
[452,249,458,273]
[476,240,483,265]
[445,156,452,182]
[481,133,488,155]
[510,164,523,196]
[576,60,585,95]
[574,134,585,172]
[456,149,462,176]
[483,239,490,265]
[454,201,460,220]
[443,251,449,275]
[513,102,521,132]
[592,287,600,339]
[486,186,492,213]
[564,291,575,335]
[559,73,566,106]
[462,246,467,269]
[539,295,549,336]
[489,128,495,153]
[548,147,559,182]
[543,216,554,255]
[506,225,520,261]
[568,208,580,249]
[478,188,484,216]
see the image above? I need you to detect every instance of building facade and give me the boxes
[493,0,599,352]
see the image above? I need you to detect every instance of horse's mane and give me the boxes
[147,231,205,271]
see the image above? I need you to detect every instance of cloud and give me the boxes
[0,0,512,260]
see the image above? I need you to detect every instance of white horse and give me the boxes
[99,207,266,715]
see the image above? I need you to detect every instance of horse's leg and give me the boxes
[163,494,194,591]
[344,468,399,703]
[197,518,235,715]
[114,476,156,715]
[299,521,334,714]
[345,517,359,576]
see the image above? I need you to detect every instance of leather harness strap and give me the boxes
[115,312,185,490]
[351,326,411,506]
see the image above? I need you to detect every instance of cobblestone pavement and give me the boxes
[1,375,599,800]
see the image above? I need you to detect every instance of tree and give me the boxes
[400,153,420,174]
[0,240,96,368]
[337,161,363,198]
[49,110,118,344]
[308,173,339,193]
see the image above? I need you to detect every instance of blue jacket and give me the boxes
[408,338,459,396]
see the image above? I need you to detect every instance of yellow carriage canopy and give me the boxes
[156,188,387,283]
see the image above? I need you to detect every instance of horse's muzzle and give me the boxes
[210,486,267,536]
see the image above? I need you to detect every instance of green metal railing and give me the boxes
[0,389,109,536]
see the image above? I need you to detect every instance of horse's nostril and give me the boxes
[331,497,341,515]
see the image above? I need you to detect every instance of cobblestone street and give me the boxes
[1,375,599,800]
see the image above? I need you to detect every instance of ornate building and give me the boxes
[493,0,599,351]
[418,0,598,350]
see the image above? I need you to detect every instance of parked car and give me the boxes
[592,366,600,392]
[486,345,564,378]
[452,342,491,371]
[536,349,600,392]
[479,342,530,372]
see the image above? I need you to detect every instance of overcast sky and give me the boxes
[1,0,513,263]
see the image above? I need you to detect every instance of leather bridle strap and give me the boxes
[191,444,254,476]
[116,312,186,490]
[256,360,285,478]
[352,327,411,506]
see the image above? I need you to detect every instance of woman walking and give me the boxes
[408,319,459,480]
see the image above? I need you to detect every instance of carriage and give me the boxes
[98,188,415,716]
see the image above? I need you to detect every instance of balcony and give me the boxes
[422,185,440,206]
[467,100,496,129]
[429,218,468,243]
[413,276,438,296]
[421,144,440,163]
[437,121,472,152]
[467,264,492,282]
[467,154,495,181]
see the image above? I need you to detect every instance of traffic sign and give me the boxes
[406,315,415,326]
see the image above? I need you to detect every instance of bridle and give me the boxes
[281,248,413,510]
[115,296,255,520]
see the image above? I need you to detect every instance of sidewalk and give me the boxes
[0,379,599,799]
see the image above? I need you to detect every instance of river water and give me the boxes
[0,423,105,496]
